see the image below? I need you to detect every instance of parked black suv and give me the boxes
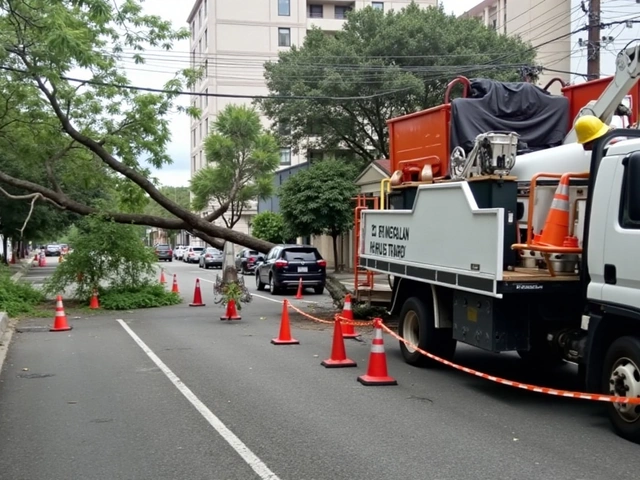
[255,244,326,295]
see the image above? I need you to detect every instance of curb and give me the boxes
[0,312,12,375]
[0,312,8,338]
[10,258,35,282]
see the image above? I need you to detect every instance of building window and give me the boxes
[372,2,384,11]
[205,117,209,134]
[308,5,323,18]
[204,59,208,75]
[191,22,195,39]
[198,38,202,54]
[280,147,291,165]
[204,88,208,106]
[204,28,208,49]
[278,121,291,136]
[278,28,291,47]
[204,0,207,16]
[278,0,290,16]
[307,150,324,163]
[192,129,196,147]
[199,122,202,141]
[200,150,203,168]
[192,155,196,171]
[335,6,352,19]
[198,8,202,29]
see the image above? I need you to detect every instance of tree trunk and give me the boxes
[325,274,350,309]
[1,236,7,265]
[331,232,340,273]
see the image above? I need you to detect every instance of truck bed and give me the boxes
[359,180,581,298]
[502,268,579,282]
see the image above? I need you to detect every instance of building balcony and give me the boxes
[306,16,346,32]
[306,1,353,31]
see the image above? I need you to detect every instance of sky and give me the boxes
[124,0,637,187]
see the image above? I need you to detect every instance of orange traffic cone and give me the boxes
[189,278,206,307]
[89,289,99,309]
[534,174,571,247]
[321,316,357,368]
[271,299,299,345]
[58,254,63,263]
[50,295,72,332]
[357,319,397,386]
[171,274,179,293]
[295,278,304,299]
[220,299,241,321]
[341,294,359,339]
[159,269,166,284]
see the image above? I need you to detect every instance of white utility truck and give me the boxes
[357,44,640,442]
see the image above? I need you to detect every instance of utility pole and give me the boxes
[587,0,601,79]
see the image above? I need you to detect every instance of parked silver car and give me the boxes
[198,247,223,269]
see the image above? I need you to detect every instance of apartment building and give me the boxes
[462,0,640,93]
[186,0,437,243]
[462,0,575,93]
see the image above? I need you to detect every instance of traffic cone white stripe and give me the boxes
[370,344,386,354]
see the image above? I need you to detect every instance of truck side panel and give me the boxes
[360,181,504,296]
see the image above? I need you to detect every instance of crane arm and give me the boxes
[563,43,640,144]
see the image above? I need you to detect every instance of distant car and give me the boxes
[199,247,223,269]
[45,244,61,257]
[154,244,173,261]
[254,244,326,295]
[174,245,186,260]
[183,246,205,263]
[235,248,261,275]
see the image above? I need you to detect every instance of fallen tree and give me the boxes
[0,0,350,305]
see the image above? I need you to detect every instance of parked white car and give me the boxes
[173,245,186,260]
[183,246,205,264]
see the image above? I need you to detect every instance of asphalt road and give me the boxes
[0,260,638,480]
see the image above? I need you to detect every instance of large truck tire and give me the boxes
[398,296,456,367]
[603,336,640,444]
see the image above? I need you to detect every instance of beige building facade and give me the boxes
[186,0,437,248]
[462,0,574,94]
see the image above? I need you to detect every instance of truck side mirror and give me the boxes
[623,151,640,223]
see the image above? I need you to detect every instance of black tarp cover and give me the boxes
[449,79,570,154]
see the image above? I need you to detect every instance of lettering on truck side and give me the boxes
[368,224,410,260]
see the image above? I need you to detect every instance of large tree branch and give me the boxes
[0,169,189,230]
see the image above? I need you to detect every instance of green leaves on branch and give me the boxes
[279,159,359,239]
[43,214,158,300]
[251,212,287,244]
[258,2,536,162]
[190,105,280,228]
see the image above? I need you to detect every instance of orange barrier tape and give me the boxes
[286,303,374,328]
[380,323,640,406]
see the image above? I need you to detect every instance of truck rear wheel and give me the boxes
[603,336,640,444]
[398,296,456,367]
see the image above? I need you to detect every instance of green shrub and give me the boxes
[43,214,157,300]
[0,266,44,317]
[97,283,182,310]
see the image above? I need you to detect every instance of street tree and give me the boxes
[190,104,279,229]
[0,0,273,251]
[0,0,351,303]
[258,2,536,162]
[279,159,359,273]
[251,211,287,244]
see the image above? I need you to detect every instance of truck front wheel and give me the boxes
[603,336,640,444]
[398,296,456,367]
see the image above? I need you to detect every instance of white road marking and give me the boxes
[116,319,281,480]
[197,277,320,305]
